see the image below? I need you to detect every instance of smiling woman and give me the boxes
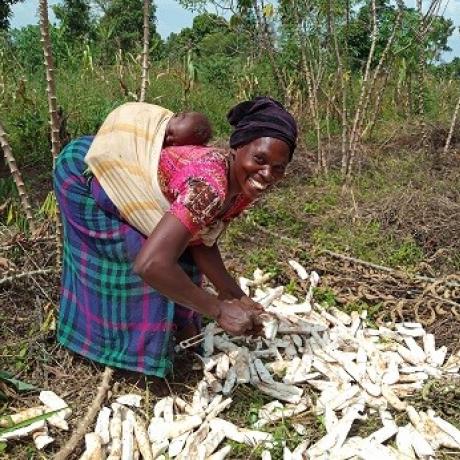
[53,96,297,378]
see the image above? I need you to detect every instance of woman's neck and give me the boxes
[226,150,241,198]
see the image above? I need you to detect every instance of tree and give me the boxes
[52,0,94,43]
[345,1,454,70]
[97,0,158,53]
[0,0,25,31]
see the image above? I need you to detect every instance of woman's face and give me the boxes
[233,137,290,199]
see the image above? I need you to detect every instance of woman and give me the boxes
[54,96,297,377]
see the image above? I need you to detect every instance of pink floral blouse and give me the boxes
[158,145,252,243]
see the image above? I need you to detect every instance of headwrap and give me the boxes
[227,96,298,159]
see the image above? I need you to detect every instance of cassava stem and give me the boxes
[139,0,151,102]
[0,121,35,231]
[38,0,63,265]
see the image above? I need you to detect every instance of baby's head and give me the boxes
[165,112,213,146]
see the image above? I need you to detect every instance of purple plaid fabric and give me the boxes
[53,136,201,376]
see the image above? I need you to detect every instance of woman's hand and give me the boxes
[239,295,265,314]
[216,299,262,336]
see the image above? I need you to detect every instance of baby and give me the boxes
[164,111,213,147]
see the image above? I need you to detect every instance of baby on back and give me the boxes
[164,111,212,147]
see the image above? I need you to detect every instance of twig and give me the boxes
[0,121,35,231]
[16,241,53,302]
[0,268,57,285]
[53,367,113,460]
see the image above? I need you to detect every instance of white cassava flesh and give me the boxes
[254,401,308,429]
[178,421,209,459]
[206,394,223,415]
[39,390,71,430]
[206,398,233,420]
[121,410,135,460]
[215,353,230,380]
[0,406,45,428]
[203,322,216,357]
[107,403,123,459]
[148,415,202,442]
[116,394,142,408]
[79,432,103,460]
[95,406,111,445]
[288,260,309,280]
[150,440,168,459]
[208,445,231,460]
[209,418,273,445]
[133,415,153,460]
[396,425,416,459]
[199,428,226,457]
[0,420,45,442]
[168,431,189,458]
[256,381,303,404]
[32,424,54,450]
[192,380,209,414]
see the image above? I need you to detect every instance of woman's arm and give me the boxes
[189,243,246,300]
[133,213,220,319]
[133,213,259,335]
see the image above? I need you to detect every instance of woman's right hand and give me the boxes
[215,299,261,336]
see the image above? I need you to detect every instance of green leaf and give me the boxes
[0,371,37,392]
[0,408,65,436]
[0,442,6,453]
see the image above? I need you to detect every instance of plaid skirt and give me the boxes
[53,136,201,377]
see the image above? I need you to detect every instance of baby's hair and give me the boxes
[193,121,213,145]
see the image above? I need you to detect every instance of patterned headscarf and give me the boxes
[227,96,298,160]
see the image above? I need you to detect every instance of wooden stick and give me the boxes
[53,367,113,460]
[39,0,63,266]
[0,121,35,231]
[443,93,460,155]
[0,268,57,286]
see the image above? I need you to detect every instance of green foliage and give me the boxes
[247,247,283,276]
[0,371,37,392]
[53,0,94,43]
[97,0,159,57]
[312,216,424,271]
[313,287,337,308]
[388,240,424,267]
[8,25,77,72]
[0,0,24,31]
[345,1,454,70]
